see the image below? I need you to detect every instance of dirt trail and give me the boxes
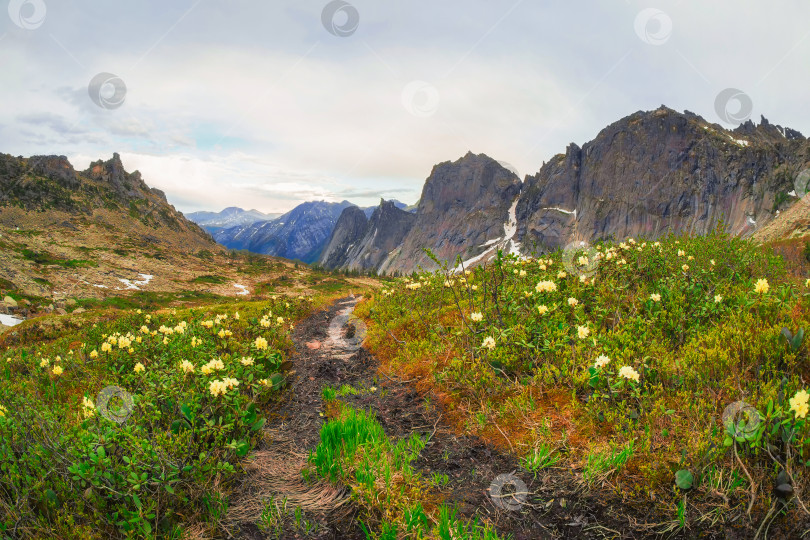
[228,297,706,539]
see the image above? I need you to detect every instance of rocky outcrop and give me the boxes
[515,107,810,252]
[379,153,522,273]
[214,201,354,263]
[320,200,417,271]
[318,205,369,269]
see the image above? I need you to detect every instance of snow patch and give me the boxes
[747,216,757,226]
[727,134,750,147]
[0,314,24,327]
[118,274,154,291]
[234,284,249,296]
[540,207,577,216]
[789,190,797,197]
[454,197,523,272]
[479,237,502,248]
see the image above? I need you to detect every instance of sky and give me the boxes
[2,0,810,214]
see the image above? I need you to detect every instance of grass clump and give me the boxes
[309,405,502,539]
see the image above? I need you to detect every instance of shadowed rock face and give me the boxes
[320,200,417,271]
[319,206,369,269]
[381,152,522,273]
[516,107,810,252]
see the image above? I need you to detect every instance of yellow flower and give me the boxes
[714,295,723,303]
[568,297,578,307]
[470,312,483,322]
[538,263,547,270]
[241,357,255,366]
[370,386,377,392]
[650,293,661,302]
[619,366,640,383]
[537,305,549,315]
[101,343,112,353]
[52,365,63,376]
[710,260,716,266]
[218,330,226,339]
[557,271,567,279]
[234,312,240,320]
[519,270,527,277]
[201,365,213,375]
[0,405,6,417]
[255,337,268,350]
[805,278,810,287]
[202,320,214,328]
[754,278,769,294]
[90,350,99,359]
[82,396,96,418]
[140,325,149,334]
[677,250,685,257]
[40,359,49,368]
[682,264,689,272]
[223,377,240,389]
[471,285,478,291]
[209,380,228,397]
[577,325,590,339]
[276,317,284,325]
[790,390,810,419]
[535,280,557,293]
[594,355,610,368]
[134,362,145,373]
[482,336,496,350]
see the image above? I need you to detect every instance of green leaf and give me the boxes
[675,469,693,490]
[164,484,175,494]
[251,418,266,432]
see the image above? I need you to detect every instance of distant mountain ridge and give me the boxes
[211,200,410,264]
[185,207,280,233]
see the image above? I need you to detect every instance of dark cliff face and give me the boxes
[318,205,369,269]
[214,201,354,263]
[516,107,810,252]
[320,200,417,271]
[382,152,522,273]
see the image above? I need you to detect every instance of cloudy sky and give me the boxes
[2,0,809,213]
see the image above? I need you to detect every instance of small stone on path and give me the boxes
[306,341,321,350]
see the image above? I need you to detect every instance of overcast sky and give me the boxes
[2,0,809,213]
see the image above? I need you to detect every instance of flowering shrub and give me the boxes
[0,296,311,538]
[360,230,810,527]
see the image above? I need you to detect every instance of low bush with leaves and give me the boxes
[0,296,311,538]
[359,229,810,531]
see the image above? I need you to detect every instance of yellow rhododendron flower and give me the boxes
[790,390,810,419]
[482,336,496,350]
[52,365,63,376]
[470,312,483,322]
[650,293,661,302]
[577,325,590,339]
[209,380,228,397]
[40,359,49,367]
[619,366,640,383]
[715,295,723,303]
[241,357,255,366]
[134,362,145,373]
[537,305,549,315]
[754,279,769,294]
[82,396,96,418]
[682,264,689,272]
[535,280,557,293]
[180,360,195,374]
[101,343,112,353]
[255,337,268,350]
[594,355,610,368]
[568,297,578,307]
[90,350,98,359]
